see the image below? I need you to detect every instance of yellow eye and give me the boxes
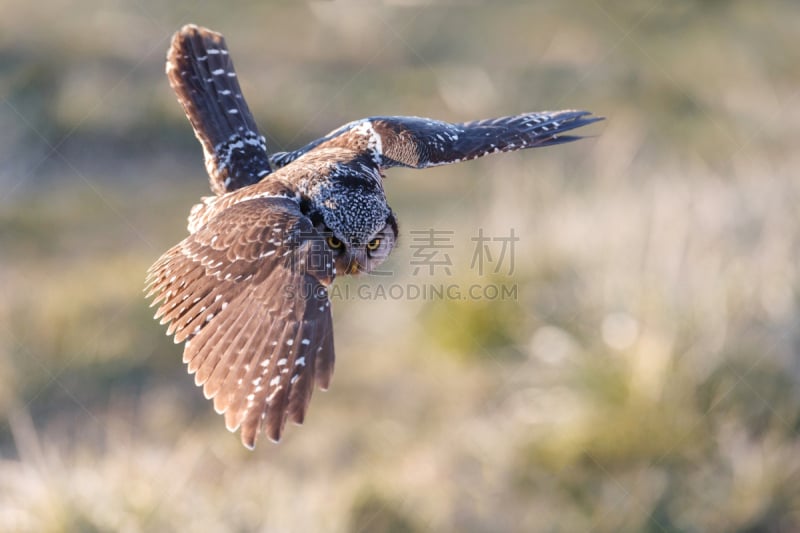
[367,238,381,251]
[327,236,343,249]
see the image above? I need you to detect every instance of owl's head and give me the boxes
[307,186,398,276]
[325,209,397,275]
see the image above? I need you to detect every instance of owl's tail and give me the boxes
[167,24,273,195]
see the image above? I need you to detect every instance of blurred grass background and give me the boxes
[2,1,800,531]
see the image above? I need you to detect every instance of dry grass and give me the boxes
[1,1,800,532]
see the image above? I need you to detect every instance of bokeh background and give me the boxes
[2,1,800,531]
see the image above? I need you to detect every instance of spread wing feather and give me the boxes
[167,24,273,194]
[270,110,602,170]
[146,197,335,449]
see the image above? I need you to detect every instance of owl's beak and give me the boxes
[346,249,368,275]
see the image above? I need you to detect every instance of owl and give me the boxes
[146,24,602,449]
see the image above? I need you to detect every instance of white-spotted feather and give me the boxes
[149,23,601,450]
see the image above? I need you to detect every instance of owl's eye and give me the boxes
[366,238,381,251]
[327,236,343,249]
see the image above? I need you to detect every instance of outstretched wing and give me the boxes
[146,197,336,449]
[167,24,272,195]
[270,110,602,170]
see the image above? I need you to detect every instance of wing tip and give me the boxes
[538,110,605,144]
[240,421,259,449]
[290,411,306,426]
[173,24,223,45]
[167,24,227,73]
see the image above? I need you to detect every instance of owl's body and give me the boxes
[147,25,602,448]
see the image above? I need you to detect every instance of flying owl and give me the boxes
[146,24,602,449]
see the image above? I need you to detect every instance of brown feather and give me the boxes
[146,196,336,448]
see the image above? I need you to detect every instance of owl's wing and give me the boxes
[270,110,602,170]
[167,24,273,195]
[146,196,336,449]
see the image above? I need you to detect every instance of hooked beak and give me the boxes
[346,249,368,275]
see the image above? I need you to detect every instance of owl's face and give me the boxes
[324,211,397,275]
